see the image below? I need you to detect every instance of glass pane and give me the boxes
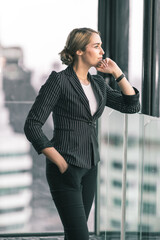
[126,114,160,238]
[0,0,98,234]
[100,108,124,235]
[125,114,141,232]
[100,111,160,239]
[139,115,160,236]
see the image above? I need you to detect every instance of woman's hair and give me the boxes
[59,28,100,65]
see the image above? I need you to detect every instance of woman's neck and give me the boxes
[73,62,90,85]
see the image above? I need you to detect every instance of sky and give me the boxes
[0,0,143,91]
[0,0,98,86]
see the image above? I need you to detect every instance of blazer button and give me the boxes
[88,121,96,127]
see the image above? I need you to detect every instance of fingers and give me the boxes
[96,58,118,74]
[98,58,109,67]
[102,59,108,68]
[106,58,110,64]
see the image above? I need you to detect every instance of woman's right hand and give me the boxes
[42,147,69,174]
[59,161,69,174]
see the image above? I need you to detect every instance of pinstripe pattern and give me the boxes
[24,65,140,168]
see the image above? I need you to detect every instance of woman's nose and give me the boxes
[100,47,105,55]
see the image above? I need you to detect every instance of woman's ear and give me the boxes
[76,49,84,56]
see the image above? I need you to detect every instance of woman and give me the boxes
[24,28,140,240]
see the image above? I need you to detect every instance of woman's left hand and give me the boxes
[96,58,122,78]
[96,57,136,95]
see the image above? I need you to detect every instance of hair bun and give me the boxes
[59,47,73,65]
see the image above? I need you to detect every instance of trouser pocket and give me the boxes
[62,164,78,189]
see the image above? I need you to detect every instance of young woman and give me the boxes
[24,28,140,240]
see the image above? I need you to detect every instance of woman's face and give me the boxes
[80,33,104,67]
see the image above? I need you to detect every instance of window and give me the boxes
[0,0,98,234]
[143,202,156,215]
[144,165,158,174]
[143,184,156,193]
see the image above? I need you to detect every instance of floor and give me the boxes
[1,233,160,240]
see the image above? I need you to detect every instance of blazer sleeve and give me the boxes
[24,71,61,154]
[105,83,140,113]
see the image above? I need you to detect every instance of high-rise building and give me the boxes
[0,53,33,232]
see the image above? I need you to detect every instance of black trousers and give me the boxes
[46,160,97,240]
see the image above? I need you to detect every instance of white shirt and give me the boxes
[81,83,98,116]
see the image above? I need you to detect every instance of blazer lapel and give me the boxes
[89,73,103,118]
[65,65,91,115]
[65,65,104,118]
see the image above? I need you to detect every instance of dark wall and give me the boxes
[98,0,129,90]
[142,0,160,117]
[98,0,160,117]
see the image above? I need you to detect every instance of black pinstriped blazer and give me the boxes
[24,65,140,169]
